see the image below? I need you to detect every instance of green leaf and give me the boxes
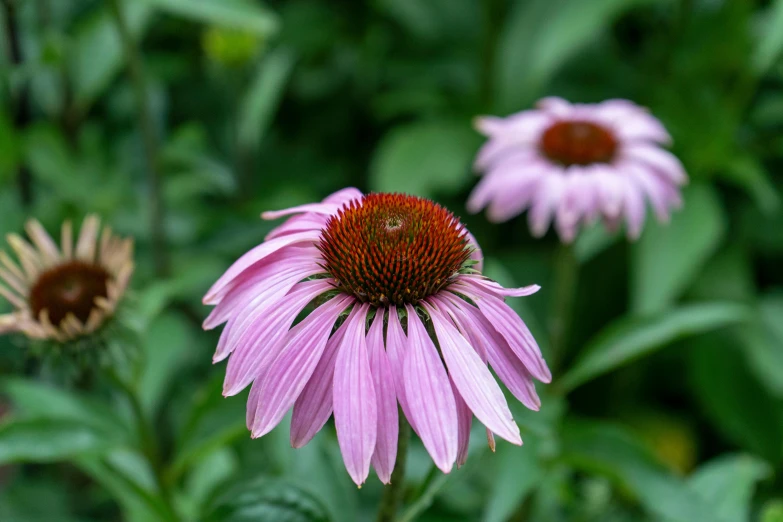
[495,0,666,111]
[562,419,724,522]
[721,155,780,216]
[0,377,130,442]
[369,119,481,198]
[143,0,279,35]
[743,294,783,397]
[632,184,727,314]
[0,418,114,464]
[752,0,783,74]
[77,451,172,522]
[483,438,544,522]
[69,1,153,109]
[689,332,783,462]
[138,312,199,416]
[238,48,296,150]
[674,454,771,522]
[559,302,750,392]
[574,222,619,263]
[203,477,331,522]
[169,374,247,480]
[760,500,783,522]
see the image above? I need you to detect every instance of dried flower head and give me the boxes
[0,216,133,342]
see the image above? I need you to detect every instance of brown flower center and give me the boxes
[540,120,617,166]
[29,261,110,326]
[319,193,470,306]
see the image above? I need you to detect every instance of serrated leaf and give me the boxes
[204,477,331,522]
[632,184,727,314]
[560,303,750,392]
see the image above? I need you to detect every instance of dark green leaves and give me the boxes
[203,477,331,522]
[0,418,113,464]
[560,303,750,391]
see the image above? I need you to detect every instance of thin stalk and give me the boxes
[376,415,411,522]
[548,243,578,374]
[2,0,33,207]
[109,371,179,522]
[108,0,169,276]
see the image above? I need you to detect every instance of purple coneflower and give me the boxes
[204,189,550,486]
[0,216,133,342]
[468,97,687,242]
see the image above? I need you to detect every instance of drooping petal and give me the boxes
[222,279,334,395]
[621,143,688,185]
[450,376,473,468]
[203,230,321,304]
[459,274,540,298]
[425,304,521,445]
[452,284,551,384]
[385,306,415,432]
[251,294,352,437]
[440,294,541,411]
[289,308,354,448]
[404,305,457,473]
[333,303,377,486]
[367,309,398,484]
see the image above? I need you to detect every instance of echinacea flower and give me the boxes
[0,216,134,342]
[204,188,551,486]
[468,97,687,242]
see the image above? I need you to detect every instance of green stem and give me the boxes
[376,415,411,522]
[109,372,179,522]
[548,243,578,374]
[108,0,169,277]
[397,470,450,522]
[479,0,502,110]
[2,0,33,207]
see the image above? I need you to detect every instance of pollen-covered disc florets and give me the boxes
[319,193,470,306]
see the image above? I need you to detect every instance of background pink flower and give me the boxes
[469,97,687,242]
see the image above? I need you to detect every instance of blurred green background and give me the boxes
[1,0,783,521]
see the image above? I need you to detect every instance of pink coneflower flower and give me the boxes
[204,189,550,486]
[0,216,134,342]
[468,97,687,242]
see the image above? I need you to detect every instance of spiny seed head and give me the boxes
[541,120,617,166]
[29,261,110,326]
[319,193,471,306]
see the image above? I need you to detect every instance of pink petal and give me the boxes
[251,294,352,437]
[323,187,363,204]
[261,202,343,221]
[333,303,377,486]
[620,144,688,185]
[450,376,473,468]
[386,306,415,432]
[222,280,334,395]
[622,176,646,240]
[367,310,398,484]
[265,214,330,240]
[289,310,354,448]
[452,286,551,384]
[404,304,457,473]
[441,295,541,411]
[528,171,565,237]
[203,231,320,304]
[459,275,540,298]
[425,304,521,445]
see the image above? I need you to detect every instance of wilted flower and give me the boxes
[468,97,687,242]
[204,188,550,486]
[0,216,133,342]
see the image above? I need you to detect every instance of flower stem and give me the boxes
[109,371,179,522]
[376,415,411,522]
[108,0,169,277]
[548,243,578,373]
[2,0,33,208]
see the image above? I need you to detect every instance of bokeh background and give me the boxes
[1,0,783,521]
